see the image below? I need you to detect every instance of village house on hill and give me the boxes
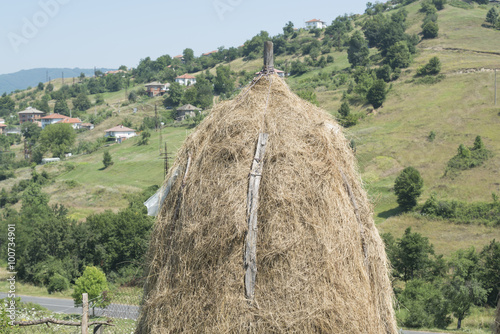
[176,104,201,121]
[305,19,327,29]
[202,50,218,56]
[0,123,6,135]
[104,125,137,143]
[18,107,45,125]
[40,113,82,129]
[175,74,196,86]
[145,82,171,97]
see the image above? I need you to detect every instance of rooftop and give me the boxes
[18,107,45,114]
[176,74,196,79]
[177,104,202,111]
[41,113,68,120]
[105,125,136,132]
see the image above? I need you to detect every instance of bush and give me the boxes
[366,79,387,109]
[47,273,70,294]
[446,136,491,174]
[417,57,441,76]
[422,21,439,39]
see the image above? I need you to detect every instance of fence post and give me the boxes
[82,293,88,334]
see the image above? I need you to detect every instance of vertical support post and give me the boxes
[82,293,88,334]
[244,133,269,303]
[263,41,274,73]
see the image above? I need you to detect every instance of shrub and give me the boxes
[47,273,70,294]
[417,57,441,76]
[366,79,387,109]
[422,21,439,39]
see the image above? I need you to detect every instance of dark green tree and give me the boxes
[53,99,70,116]
[214,65,234,95]
[417,56,441,76]
[163,82,183,108]
[486,7,498,26]
[394,166,424,210]
[183,48,195,64]
[283,21,294,38]
[194,75,214,109]
[21,122,42,143]
[347,31,370,67]
[338,101,351,118]
[45,83,54,92]
[422,21,439,39]
[366,79,387,109]
[105,74,123,92]
[138,130,151,146]
[385,41,411,69]
[376,64,393,82]
[102,151,113,168]
[37,82,44,91]
[393,227,435,281]
[72,93,91,111]
[478,240,500,306]
[472,135,484,150]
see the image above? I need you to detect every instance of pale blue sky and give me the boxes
[0,0,369,75]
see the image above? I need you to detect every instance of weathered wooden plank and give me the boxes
[263,41,274,72]
[244,133,269,303]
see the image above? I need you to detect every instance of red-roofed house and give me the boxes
[145,82,171,97]
[56,117,82,129]
[306,19,327,29]
[40,113,69,129]
[202,50,218,56]
[175,74,196,86]
[105,125,137,143]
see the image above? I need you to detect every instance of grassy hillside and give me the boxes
[2,0,499,256]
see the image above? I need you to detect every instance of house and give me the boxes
[80,123,95,130]
[18,107,45,124]
[305,19,327,29]
[176,104,201,121]
[105,69,127,75]
[145,82,171,97]
[202,50,218,56]
[0,123,6,135]
[173,55,184,63]
[40,113,69,129]
[175,74,197,86]
[56,117,82,129]
[0,118,5,124]
[104,125,137,142]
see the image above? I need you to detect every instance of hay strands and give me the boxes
[244,132,268,304]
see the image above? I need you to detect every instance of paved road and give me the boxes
[0,293,139,319]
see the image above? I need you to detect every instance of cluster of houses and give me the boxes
[17,107,93,130]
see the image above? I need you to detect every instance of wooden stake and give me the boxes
[263,41,274,73]
[82,293,88,334]
[244,133,269,303]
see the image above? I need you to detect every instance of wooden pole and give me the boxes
[82,293,88,334]
[495,69,497,106]
[263,41,274,73]
[244,133,269,303]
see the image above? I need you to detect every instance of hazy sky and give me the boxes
[0,0,368,75]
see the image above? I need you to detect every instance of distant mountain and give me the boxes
[0,68,115,94]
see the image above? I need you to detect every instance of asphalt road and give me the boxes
[0,293,139,319]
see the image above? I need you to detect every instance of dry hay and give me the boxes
[136,74,398,333]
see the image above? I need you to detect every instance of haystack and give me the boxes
[136,43,397,333]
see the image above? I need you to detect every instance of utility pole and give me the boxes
[62,71,64,85]
[495,69,497,106]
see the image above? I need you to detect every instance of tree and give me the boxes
[478,240,500,306]
[21,122,42,143]
[433,0,446,10]
[39,124,76,158]
[128,91,137,103]
[183,48,195,64]
[472,135,484,150]
[45,83,54,92]
[72,266,111,316]
[283,21,294,38]
[422,21,439,39]
[138,130,151,146]
[53,99,70,116]
[102,151,113,168]
[347,31,370,67]
[163,82,183,108]
[72,93,91,111]
[376,64,392,82]
[214,65,234,95]
[394,166,423,210]
[338,101,351,117]
[393,228,436,281]
[37,82,44,91]
[366,79,387,109]
[486,7,498,26]
[385,41,411,69]
[194,75,214,109]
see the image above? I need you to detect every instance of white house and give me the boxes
[175,74,196,86]
[40,113,69,129]
[305,19,327,29]
[56,117,82,129]
[104,125,137,142]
